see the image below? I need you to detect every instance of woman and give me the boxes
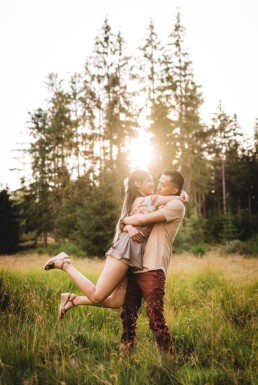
[44,170,186,319]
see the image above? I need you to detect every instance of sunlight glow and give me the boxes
[128,130,153,171]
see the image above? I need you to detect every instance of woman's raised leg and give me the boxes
[58,256,128,304]
[59,275,128,318]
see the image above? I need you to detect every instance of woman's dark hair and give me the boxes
[128,169,150,200]
[113,169,151,242]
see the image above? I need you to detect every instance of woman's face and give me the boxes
[137,175,154,196]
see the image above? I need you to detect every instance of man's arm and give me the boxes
[155,191,189,207]
[123,210,166,226]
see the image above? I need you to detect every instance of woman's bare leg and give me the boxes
[61,275,128,316]
[62,256,128,304]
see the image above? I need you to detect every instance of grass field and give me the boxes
[0,251,257,385]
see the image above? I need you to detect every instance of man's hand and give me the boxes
[124,225,146,243]
[180,190,189,203]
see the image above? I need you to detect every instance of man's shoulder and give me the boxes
[164,199,185,211]
[159,199,185,221]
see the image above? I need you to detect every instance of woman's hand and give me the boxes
[180,190,189,203]
[124,225,146,243]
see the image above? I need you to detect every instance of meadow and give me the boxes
[0,251,257,385]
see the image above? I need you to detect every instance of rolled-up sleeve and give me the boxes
[159,200,185,222]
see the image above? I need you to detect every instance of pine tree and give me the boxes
[74,182,119,256]
[69,72,83,178]
[46,74,72,191]
[27,108,53,246]
[91,19,137,182]
[139,19,163,103]
[249,119,258,224]
[167,13,205,192]
[69,70,98,181]
[209,101,234,215]
[224,114,244,215]
[80,60,100,179]
[139,20,175,179]
[0,189,20,254]
[161,12,209,209]
[110,31,137,176]
[91,17,116,173]
[254,118,258,152]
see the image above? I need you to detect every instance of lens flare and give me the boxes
[128,130,153,171]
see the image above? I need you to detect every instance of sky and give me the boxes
[0,0,257,190]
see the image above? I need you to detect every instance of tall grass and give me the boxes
[0,253,257,385]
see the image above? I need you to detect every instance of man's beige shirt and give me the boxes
[136,200,185,275]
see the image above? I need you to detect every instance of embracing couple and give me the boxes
[44,169,186,361]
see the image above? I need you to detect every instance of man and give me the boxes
[119,169,186,361]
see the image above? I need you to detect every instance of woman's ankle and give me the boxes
[62,260,72,271]
[71,294,77,306]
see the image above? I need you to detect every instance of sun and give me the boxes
[128,129,153,171]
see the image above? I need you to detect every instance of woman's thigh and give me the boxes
[94,256,129,302]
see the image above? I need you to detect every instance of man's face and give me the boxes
[157,175,179,196]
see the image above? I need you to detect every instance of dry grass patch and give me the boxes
[169,252,258,283]
[0,250,257,283]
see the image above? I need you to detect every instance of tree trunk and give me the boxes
[222,158,226,214]
[248,193,252,219]
[42,232,48,248]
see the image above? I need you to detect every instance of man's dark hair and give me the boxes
[163,169,184,194]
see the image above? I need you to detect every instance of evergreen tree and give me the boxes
[68,72,84,179]
[27,108,53,247]
[74,182,119,256]
[45,74,75,240]
[0,189,20,254]
[140,20,163,103]
[248,119,258,228]
[139,20,175,179]
[56,177,120,256]
[254,118,258,152]
[112,31,138,177]
[55,175,93,243]
[80,61,100,180]
[17,180,39,246]
[91,17,116,173]
[91,18,137,182]
[165,12,206,196]
[224,114,244,216]
[46,74,72,192]
[151,11,210,212]
[209,102,234,215]
[68,70,98,181]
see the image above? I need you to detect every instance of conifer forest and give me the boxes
[1,14,257,256]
